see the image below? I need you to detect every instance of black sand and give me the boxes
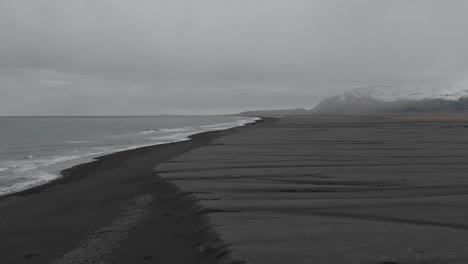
[4,115,468,264]
[0,121,268,264]
[156,115,468,264]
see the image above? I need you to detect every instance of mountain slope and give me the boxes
[312,82,468,114]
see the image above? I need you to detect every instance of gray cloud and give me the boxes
[1,0,468,114]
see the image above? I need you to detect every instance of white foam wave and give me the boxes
[0,116,261,197]
[201,117,260,130]
[0,151,108,177]
[157,127,192,133]
[0,171,57,196]
[150,132,194,143]
[138,127,192,134]
[137,129,157,135]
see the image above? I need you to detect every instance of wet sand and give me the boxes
[0,121,269,264]
[156,115,468,264]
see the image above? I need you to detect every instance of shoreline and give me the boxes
[0,116,274,263]
[0,116,262,200]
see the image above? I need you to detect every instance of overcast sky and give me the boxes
[1,0,468,115]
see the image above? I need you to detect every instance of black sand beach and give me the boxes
[156,115,468,264]
[0,120,268,264]
[3,115,468,264]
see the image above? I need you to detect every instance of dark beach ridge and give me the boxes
[0,116,270,264]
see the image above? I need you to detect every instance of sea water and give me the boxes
[0,115,258,196]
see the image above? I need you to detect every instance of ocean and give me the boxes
[0,115,258,196]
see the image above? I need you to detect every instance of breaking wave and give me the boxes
[0,116,260,196]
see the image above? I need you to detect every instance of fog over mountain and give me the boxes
[240,79,468,115]
[312,79,468,114]
[1,1,468,115]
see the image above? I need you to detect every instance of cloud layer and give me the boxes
[1,0,468,114]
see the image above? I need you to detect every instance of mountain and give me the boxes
[238,81,468,116]
[330,82,468,102]
[312,82,468,114]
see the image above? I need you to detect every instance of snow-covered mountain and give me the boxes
[312,81,468,114]
[335,82,468,102]
[237,80,468,116]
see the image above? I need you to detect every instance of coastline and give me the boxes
[0,116,260,198]
[0,116,262,199]
[0,116,272,263]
